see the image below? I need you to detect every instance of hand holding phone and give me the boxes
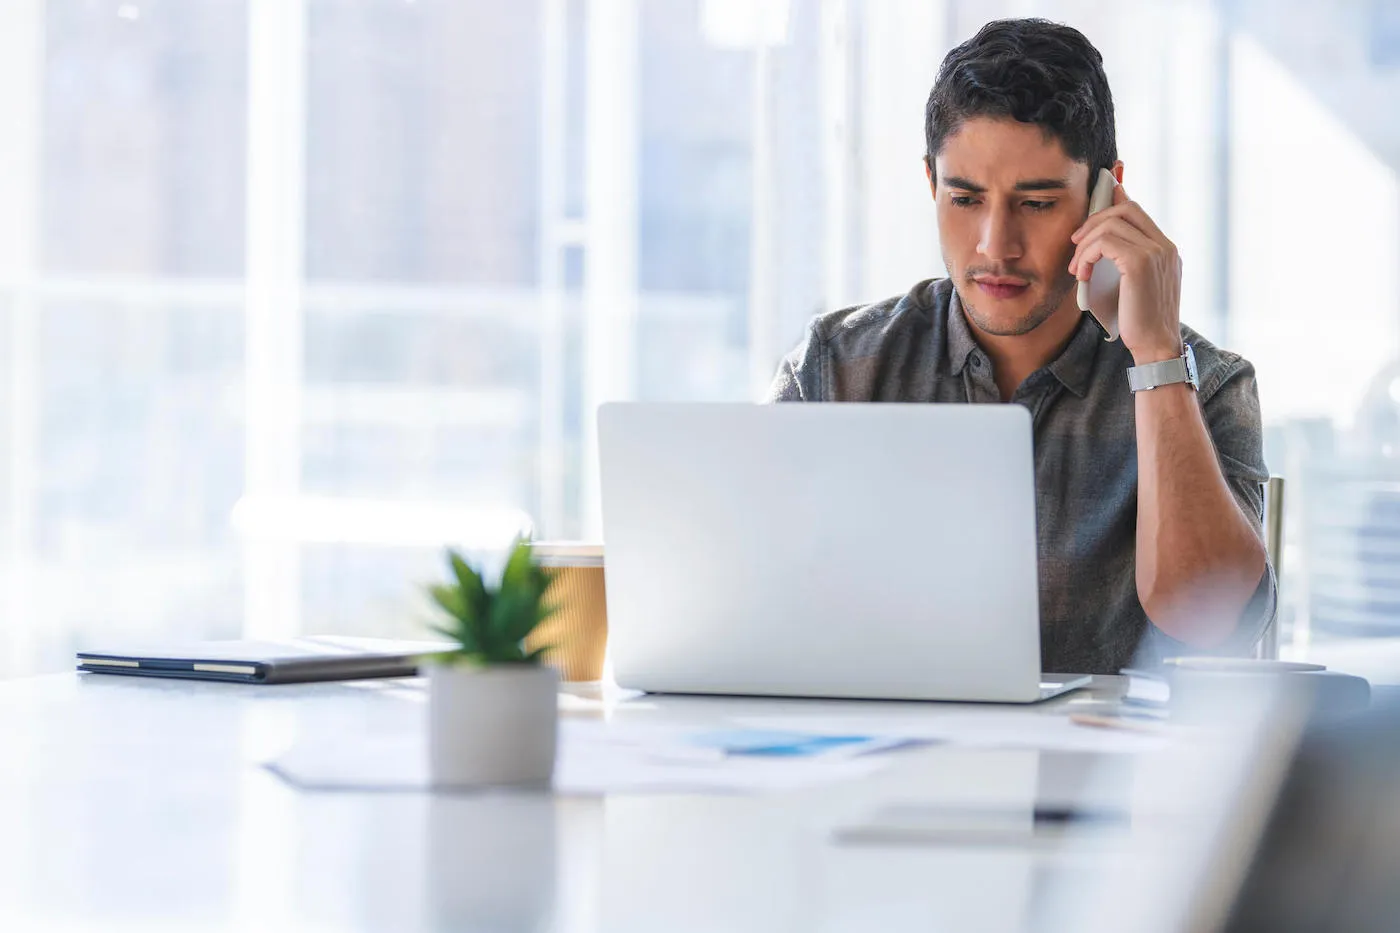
[1077,167,1122,341]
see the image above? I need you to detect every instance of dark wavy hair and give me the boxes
[924,19,1116,189]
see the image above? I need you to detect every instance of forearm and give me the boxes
[1134,382,1267,646]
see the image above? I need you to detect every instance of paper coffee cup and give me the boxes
[524,542,607,682]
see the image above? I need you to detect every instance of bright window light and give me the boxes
[699,0,791,49]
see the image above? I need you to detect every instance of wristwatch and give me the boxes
[1127,343,1198,392]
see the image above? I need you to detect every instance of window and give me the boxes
[2,0,1397,680]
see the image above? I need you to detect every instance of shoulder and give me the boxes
[1178,323,1257,402]
[1177,324,1267,482]
[804,277,950,352]
[769,278,952,402]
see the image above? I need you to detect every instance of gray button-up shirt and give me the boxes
[765,277,1276,674]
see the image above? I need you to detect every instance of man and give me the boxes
[766,18,1273,674]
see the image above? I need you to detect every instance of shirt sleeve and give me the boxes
[1199,354,1278,649]
[762,321,825,403]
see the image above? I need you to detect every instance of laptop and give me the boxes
[597,402,1090,703]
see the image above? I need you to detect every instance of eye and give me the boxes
[950,195,979,208]
[1023,200,1055,212]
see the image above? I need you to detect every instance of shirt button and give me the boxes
[970,354,983,369]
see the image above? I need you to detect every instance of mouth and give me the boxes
[973,277,1031,301]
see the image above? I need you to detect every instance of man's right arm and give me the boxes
[763,322,823,402]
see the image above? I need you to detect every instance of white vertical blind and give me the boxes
[242,0,308,641]
[581,0,639,540]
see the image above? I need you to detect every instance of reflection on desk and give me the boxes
[0,672,1170,932]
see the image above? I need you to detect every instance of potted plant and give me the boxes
[423,538,560,787]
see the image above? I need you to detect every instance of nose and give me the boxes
[977,206,1024,264]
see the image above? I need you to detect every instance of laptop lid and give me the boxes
[598,402,1043,702]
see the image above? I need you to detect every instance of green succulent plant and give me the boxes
[425,538,558,666]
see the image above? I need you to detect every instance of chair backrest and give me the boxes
[1257,476,1285,659]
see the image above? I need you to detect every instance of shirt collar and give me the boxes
[944,286,981,376]
[943,283,1102,397]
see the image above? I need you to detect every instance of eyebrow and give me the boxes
[1014,177,1071,192]
[941,175,1072,193]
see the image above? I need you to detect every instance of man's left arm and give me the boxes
[1070,183,1269,647]
[1130,364,1270,646]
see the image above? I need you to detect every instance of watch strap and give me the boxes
[1127,344,1198,392]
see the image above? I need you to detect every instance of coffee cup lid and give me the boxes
[528,541,604,567]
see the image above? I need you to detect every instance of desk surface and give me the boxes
[0,672,1146,932]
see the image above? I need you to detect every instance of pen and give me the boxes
[1069,713,1166,734]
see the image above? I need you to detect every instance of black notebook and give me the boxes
[77,635,449,685]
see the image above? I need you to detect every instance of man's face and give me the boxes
[929,117,1091,337]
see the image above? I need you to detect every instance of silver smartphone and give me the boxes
[1076,167,1122,341]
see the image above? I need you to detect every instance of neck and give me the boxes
[969,299,1083,402]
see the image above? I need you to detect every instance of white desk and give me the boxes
[0,673,1145,932]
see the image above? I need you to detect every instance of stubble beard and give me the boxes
[949,253,1079,337]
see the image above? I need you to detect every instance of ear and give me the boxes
[1111,160,1124,184]
[924,156,936,196]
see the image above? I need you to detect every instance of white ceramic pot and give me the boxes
[427,662,559,788]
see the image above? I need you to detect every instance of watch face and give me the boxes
[1183,343,1200,389]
